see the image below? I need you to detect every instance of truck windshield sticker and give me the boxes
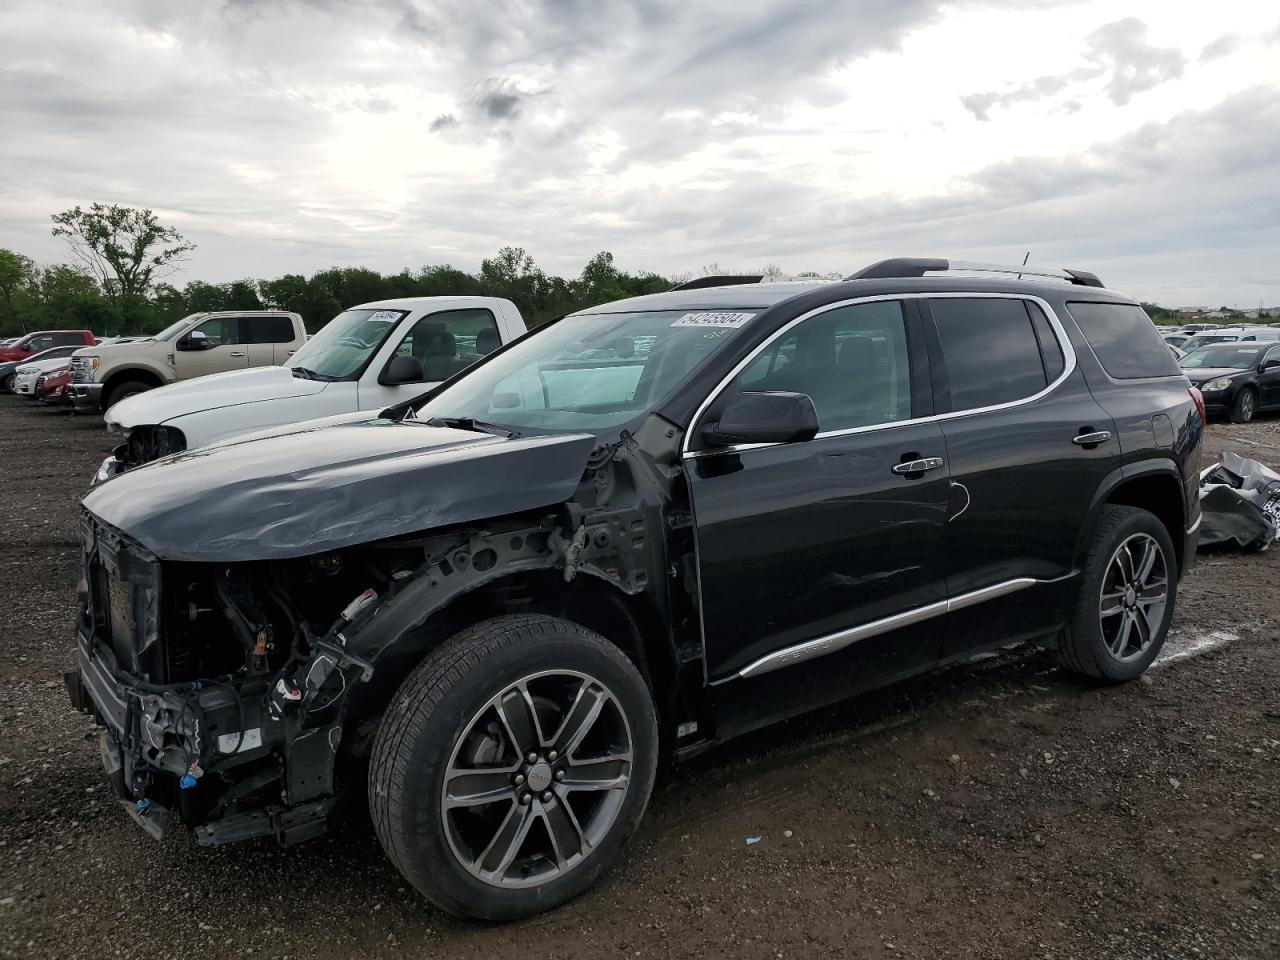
[368,311,401,323]
[671,312,754,329]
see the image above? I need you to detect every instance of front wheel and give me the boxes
[369,615,658,921]
[104,380,152,411]
[0,373,13,393]
[1230,387,1256,424]
[1057,505,1177,681]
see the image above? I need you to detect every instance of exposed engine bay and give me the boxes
[68,424,699,845]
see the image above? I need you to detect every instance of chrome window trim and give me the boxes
[731,577,1040,680]
[681,292,1078,459]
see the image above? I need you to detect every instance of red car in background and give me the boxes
[36,365,74,405]
[0,330,96,363]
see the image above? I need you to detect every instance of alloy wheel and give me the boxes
[441,670,634,889]
[1240,391,1255,421]
[1098,533,1168,662]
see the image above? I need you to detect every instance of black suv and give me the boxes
[67,258,1202,920]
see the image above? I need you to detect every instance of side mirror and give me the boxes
[702,391,819,447]
[1261,359,1280,372]
[381,354,424,386]
[177,330,211,351]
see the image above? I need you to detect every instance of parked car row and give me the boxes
[63,258,1204,921]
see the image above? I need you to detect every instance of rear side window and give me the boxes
[1026,301,1065,381]
[1067,302,1181,379]
[243,316,295,344]
[930,298,1048,412]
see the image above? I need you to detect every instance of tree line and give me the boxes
[0,204,677,337]
[0,202,1228,339]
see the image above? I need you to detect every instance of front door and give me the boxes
[174,316,249,379]
[1259,345,1280,409]
[688,299,951,684]
[358,307,503,409]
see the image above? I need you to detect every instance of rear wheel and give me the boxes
[105,380,152,411]
[369,614,658,920]
[1230,387,1256,423]
[1057,505,1176,681]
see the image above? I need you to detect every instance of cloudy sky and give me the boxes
[1,0,1277,307]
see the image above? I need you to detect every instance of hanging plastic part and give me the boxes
[136,798,151,814]
[180,760,204,790]
[340,588,378,623]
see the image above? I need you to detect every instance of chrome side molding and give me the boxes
[734,577,1040,679]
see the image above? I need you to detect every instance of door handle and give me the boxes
[228,351,246,358]
[892,456,945,476]
[1072,431,1112,447]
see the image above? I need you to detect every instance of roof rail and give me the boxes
[669,274,764,291]
[846,258,1104,288]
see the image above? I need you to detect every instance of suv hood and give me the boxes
[107,366,328,429]
[17,357,72,374]
[82,418,597,562]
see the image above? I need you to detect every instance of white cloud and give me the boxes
[0,0,1276,307]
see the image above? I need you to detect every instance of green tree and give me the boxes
[50,203,195,316]
[0,248,33,333]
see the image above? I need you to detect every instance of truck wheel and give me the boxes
[1057,505,1177,682]
[104,380,152,411]
[369,614,658,921]
[1230,387,1256,424]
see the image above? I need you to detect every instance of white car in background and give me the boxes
[13,356,75,397]
[100,296,527,475]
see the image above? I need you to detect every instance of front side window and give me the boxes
[192,316,241,347]
[285,308,409,380]
[24,335,54,352]
[414,310,755,432]
[930,298,1049,412]
[392,309,501,382]
[729,300,911,432]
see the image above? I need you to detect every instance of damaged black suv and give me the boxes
[67,258,1203,920]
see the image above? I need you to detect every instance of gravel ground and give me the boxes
[1,395,1277,960]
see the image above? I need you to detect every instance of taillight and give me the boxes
[1189,386,1206,425]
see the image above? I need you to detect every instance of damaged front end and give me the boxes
[67,515,381,845]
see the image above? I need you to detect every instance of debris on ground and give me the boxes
[1198,451,1280,550]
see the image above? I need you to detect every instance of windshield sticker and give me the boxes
[671,312,753,329]
[368,311,401,323]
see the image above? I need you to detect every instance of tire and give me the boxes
[368,614,658,921]
[0,373,13,393]
[1057,505,1177,681]
[1230,387,1256,424]
[105,380,151,411]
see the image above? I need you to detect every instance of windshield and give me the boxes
[151,314,204,342]
[1180,344,1263,369]
[414,309,758,432]
[1181,334,1238,352]
[286,308,407,380]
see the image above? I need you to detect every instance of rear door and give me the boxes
[688,298,951,685]
[923,295,1120,658]
[241,315,297,366]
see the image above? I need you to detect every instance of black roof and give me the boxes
[573,275,1133,316]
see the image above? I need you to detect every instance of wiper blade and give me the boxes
[424,416,521,439]
[290,366,337,381]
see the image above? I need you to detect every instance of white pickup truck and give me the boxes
[99,296,527,475]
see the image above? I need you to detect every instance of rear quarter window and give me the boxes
[1067,302,1181,379]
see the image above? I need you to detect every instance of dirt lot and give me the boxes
[1,395,1277,960]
